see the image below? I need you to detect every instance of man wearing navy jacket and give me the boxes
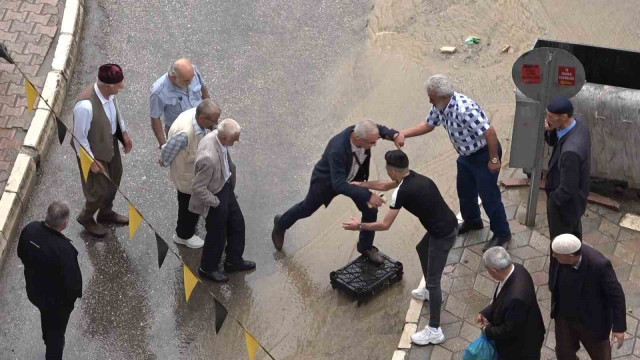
[544,96,591,240]
[271,119,399,264]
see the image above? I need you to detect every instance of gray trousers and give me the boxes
[416,228,457,328]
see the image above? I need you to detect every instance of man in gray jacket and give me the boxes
[189,119,255,282]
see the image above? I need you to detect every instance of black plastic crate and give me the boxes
[330,252,403,304]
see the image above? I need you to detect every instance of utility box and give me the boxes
[512,39,640,188]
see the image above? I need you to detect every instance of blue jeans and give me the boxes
[456,144,510,238]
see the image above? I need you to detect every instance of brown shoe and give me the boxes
[77,214,107,237]
[271,215,285,250]
[362,247,384,265]
[97,210,129,225]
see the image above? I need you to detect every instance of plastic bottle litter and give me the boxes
[465,36,481,45]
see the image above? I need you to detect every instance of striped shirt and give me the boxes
[425,92,491,155]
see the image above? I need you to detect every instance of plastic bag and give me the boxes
[463,333,498,360]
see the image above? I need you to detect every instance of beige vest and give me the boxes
[73,85,120,162]
[168,108,201,194]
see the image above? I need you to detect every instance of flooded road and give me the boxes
[1,0,640,359]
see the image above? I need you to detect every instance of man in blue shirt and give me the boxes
[150,58,210,147]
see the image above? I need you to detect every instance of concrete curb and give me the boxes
[0,0,85,263]
[391,213,464,359]
[392,276,426,359]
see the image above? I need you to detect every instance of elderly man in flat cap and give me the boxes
[150,58,210,147]
[544,96,591,240]
[72,64,132,237]
[550,234,626,360]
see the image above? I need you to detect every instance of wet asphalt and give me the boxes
[0,0,431,359]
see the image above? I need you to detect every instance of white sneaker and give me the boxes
[411,288,429,301]
[411,326,445,346]
[174,234,205,249]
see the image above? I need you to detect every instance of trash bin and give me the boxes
[513,39,640,188]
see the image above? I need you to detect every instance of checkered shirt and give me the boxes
[160,117,205,167]
[425,92,491,155]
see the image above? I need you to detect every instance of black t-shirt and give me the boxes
[390,171,458,238]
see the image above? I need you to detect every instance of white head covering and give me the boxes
[551,234,582,255]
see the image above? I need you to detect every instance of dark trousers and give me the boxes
[547,201,583,241]
[176,190,200,240]
[76,138,123,216]
[200,182,245,273]
[39,304,74,360]
[416,228,456,328]
[278,184,377,253]
[555,318,611,360]
[457,144,510,238]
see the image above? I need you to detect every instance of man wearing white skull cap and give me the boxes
[549,234,626,360]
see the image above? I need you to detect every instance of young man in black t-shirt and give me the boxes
[343,150,458,346]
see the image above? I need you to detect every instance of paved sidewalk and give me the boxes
[0,0,63,192]
[406,186,640,360]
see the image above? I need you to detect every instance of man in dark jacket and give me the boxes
[17,201,82,360]
[550,234,626,360]
[544,96,591,240]
[478,246,545,359]
[271,119,399,264]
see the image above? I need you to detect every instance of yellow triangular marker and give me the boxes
[183,264,198,302]
[78,147,93,182]
[25,80,38,114]
[128,204,143,240]
[245,330,259,360]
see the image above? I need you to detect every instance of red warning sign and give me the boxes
[521,64,541,84]
[558,66,576,86]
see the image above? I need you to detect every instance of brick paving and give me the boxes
[0,0,63,192]
[407,187,640,360]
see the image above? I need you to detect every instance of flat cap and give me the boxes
[546,96,573,115]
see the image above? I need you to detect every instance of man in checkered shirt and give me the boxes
[395,74,511,250]
[159,99,221,249]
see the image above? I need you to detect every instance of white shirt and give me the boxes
[347,140,367,182]
[72,83,127,158]
[216,134,231,182]
[495,265,515,298]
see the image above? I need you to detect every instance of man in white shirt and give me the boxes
[72,64,132,237]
